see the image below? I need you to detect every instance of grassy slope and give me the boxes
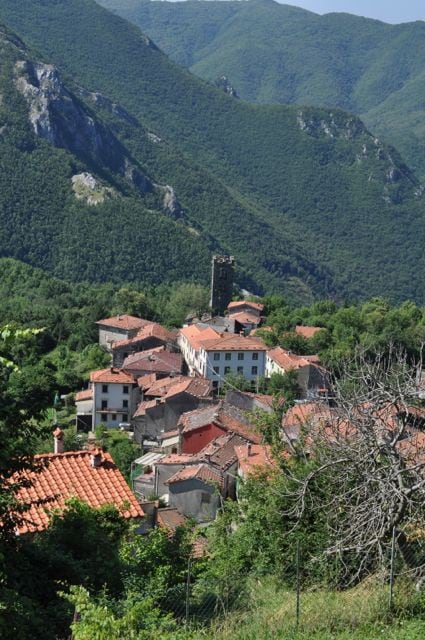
[203,579,425,640]
[101,0,425,178]
[0,0,424,304]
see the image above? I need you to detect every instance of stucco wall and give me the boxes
[168,478,220,522]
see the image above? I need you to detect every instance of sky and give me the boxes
[281,1,425,24]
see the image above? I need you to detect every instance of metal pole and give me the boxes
[296,540,301,630]
[388,526,396,612]
[185,556,191,628]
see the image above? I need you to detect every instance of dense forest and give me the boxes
[0,0,423,304]
[100,0,425,179]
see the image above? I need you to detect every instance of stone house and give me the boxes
[112,324,178,367]
[96,314,152,351]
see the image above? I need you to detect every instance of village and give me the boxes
[15,256,333,539]
[17,256,425,550]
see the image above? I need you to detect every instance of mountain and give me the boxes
[0,0,423,305]
[0,24,213,285]
[99,0,425,179]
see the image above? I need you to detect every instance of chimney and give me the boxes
[247,443,252,457]
[90,448,103,468]
[53,427,64,454]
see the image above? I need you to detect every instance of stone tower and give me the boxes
[210,255,235,315]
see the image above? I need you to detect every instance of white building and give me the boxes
[90,368,139,428]
[265,347,329,399]
[178,325,266,390]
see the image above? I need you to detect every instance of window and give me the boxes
[102,384,108,393]
[225,366,231,374]
[122,414,128,422]
[201,492,211,504]
[213,353,220,361]
[225,352,231,361]
[213,366,220,375]
[238,353,244,361]
[101,400,107,409]
[237,366,244,373]
[251,366,258,375]
[123,399,128,409]
[123,385,129,394]
[252,352,259,361]
[101,414,107,422]
[112,413,117,421]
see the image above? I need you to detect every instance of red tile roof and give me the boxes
[295,325,323,339]
[227,301,264,313]
[75,389,93,402]
[179,404,220,433]
[200,334,267,352]
[96,315,152,331]
[123,349,182,374]
[267,347,317,370]
[227,311,262,325]
[133,399,159,418]
[144,375,187,397]
[14,450,143,534]
[178,402,261,443]
[234,444,275,476]
[157,453,195,465]
[137,373,158,390]
[283,402,333,429]
[166,464,222,486]
[165,377,212,399]
[179,325,221,349]
[90,368,135,384]
[157,507,187,531]
[113,323,175,349]
[198,433,249,470]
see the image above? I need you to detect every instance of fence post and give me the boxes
[185,556,192,628]
[296,540,301,631]
[388,526,396,613]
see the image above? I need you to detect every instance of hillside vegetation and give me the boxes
[0,0,424,304]
[100,0,425,179]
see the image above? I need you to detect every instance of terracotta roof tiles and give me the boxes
[75,389,93,402]
[199,334,267,352]
[113,323,176,349]
[267,347,319,370]
[227,311,262,325]
[14,450,143,534]
[227,301,264,313]
[165,377,212,399]
[124,349,182,374]
[166,464,222,486]
[96,315,152,331]
[90,368,135,384]
[235,444,276,476]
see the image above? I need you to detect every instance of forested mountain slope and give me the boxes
[99,0,425,179]
[0,0,424,304]
[0,25,213,285]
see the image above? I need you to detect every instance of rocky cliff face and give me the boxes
[14,58,184,214]
[296,107,419,204]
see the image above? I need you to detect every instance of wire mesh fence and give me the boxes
[152,529,425,635]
